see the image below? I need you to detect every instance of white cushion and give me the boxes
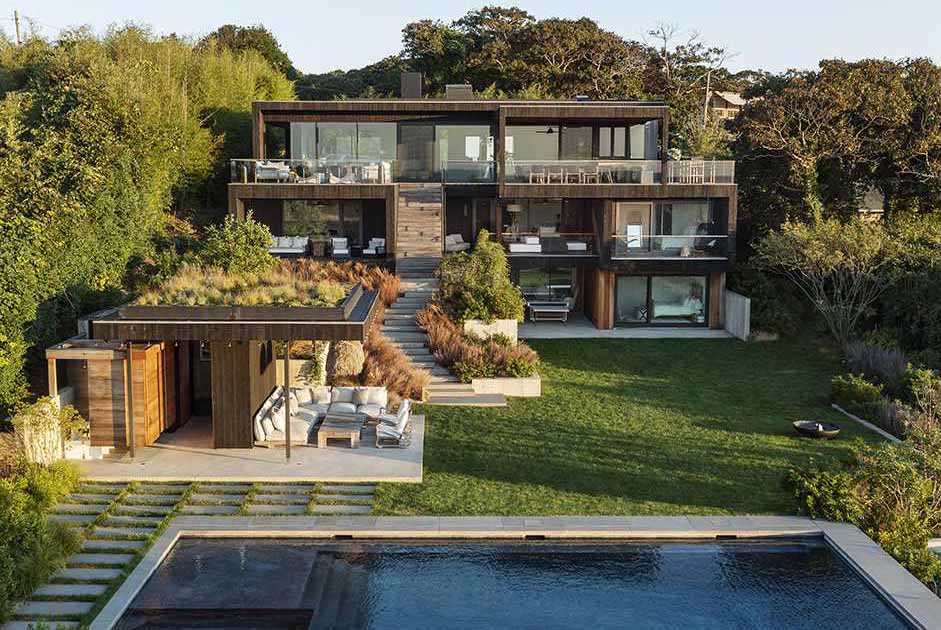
[331,387,355,403]
[523,236,540,245]
[566,241,588,251]
[294,387,313,405]
[292,236,307,248]
[353,387,370,406]
[261,417,275,437]
[253,417,265,442]
[311,386,331,405]
[329,401,357,415]
[295,408,319,426]
[271,404,286,432]
[302,402,329,417]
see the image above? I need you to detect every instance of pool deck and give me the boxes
[77,415,425,483]
[92,515,941,630]
[519,314,734,339]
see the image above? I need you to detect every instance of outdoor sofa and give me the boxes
[253,385,389,445]
[268,236,308,257]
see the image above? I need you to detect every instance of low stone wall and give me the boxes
[472,374,541,397]
[463,319,518,344]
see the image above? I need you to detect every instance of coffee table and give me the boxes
[317,413,365,448]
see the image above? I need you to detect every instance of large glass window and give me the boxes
[397,123,435,181]
[616,275,708,325]
[505,125,559,161]
[560,126,592,160]
[517,265,577,301]
[357,123,397,161]
[289,123,317,160]
[278,200,365,244]
[436,124,493,182]
[503,199,589,235]
[651,276,706,323]
[317,123,356,162]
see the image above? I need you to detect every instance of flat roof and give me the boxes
[87,289,380,342]
[254,100,669,119]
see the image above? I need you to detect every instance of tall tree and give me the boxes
[199,24,298,79]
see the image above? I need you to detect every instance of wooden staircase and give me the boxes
[395,183,442,279]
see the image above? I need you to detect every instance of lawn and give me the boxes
[374,338,885,516]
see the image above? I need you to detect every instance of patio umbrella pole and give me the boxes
[283,340,291,461]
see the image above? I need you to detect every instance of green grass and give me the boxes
[374,338,884,516]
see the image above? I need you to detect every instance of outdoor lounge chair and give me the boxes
[444,234,470,253]
[363,238,386,256]
[331,237,350,257]
[376,399,412,448]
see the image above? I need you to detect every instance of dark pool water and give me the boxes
[116,538,909,629]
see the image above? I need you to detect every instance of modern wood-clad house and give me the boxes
[229,78,738,330]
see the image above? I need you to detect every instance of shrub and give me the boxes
[436,229,525,323]
[862,327,900,351]
[882,268,941,365]
[0,461,82,621]
[326,341,366,379]
[10,399,88,466]
[830,373,883,417]
[362,327,429,406]
[787,429,941,588]
[905,367,941,422]
[198,212,275,274]
[844,341,909,396]
[727,264,803,336]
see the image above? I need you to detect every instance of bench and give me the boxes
[527,301,570,323]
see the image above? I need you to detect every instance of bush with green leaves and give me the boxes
[830,373,884,417]
[0,461,82,622]
[198,212,275,275]
[787,429,941,588]
[844,341,909,397]
[727,264,804,336]
[435,230,525,323]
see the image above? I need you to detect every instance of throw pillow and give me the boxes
[271,405,286,432]
[331,386,354,403]
[295,388,313,405]
[353,387,370,406]
[261,417,275,437]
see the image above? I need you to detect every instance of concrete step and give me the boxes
[75,484,124,495]
[50,514,96,525]
[390,341,426,350]
[66,493,114,504]
[82,539,146,552]
[385,331,427,342]
[180,504,240,516]
[54,567,122,582]
[310,560,349,629]
[383,312,417,320]
[425,393,507,407]
[257,484,315,493]
[425,383,475,394]
[34,583,107,598]
[197,484,252,494]
[14,600,92,617]
[68,553,134,566]
[300,553,330,610]
[381,324,422,332]
[403,348,432,357]
[122,494,181,505]
[428,374,459,384]
[135,484,190,494]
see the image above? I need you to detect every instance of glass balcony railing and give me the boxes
[501,232,597,256]
[440,160,497,183]
[609,234,729,259]
[505,159,662,184]
[230,159,396,184]
[665,160,735,184]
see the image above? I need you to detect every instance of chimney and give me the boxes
[401,72,422,99]
[445,84,474,100]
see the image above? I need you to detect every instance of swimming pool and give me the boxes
[114,537,910,629]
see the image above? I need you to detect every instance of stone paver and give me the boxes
[15,600,92,616]
[82,539,146,552]
[321,484,376,494]
[189,493,246,504]
[254,494,310,504]
[246,504,307,515]
[136,484,190,494]
[114,503,174,515]
[54,567,122,582]
[75,484,124,494]
[311,504,373,515]
[50,514,97,525]
[54,503,109,514]
[198,484,252,493]
[68,553,134,566]
[256,484,314,493]
[88,527,153,539]
[66,493,115,504]
[104,515,163,526]
[180,504,239,515]
[34,583,108,597]
[315,494,373,504]
[4,621,78,630]
[123,494,181,505]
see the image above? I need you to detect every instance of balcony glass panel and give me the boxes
[357,123,397,162]
[665,160,735,184]
[317,123,357,162]
[504,160,662,184]
[289,122,317,160]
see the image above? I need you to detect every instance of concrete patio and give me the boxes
[520,313,734,339]
[77,415,425,483]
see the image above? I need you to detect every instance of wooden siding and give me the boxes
[583,268,615,329]
[211,341,275,448]
[501,183,737,200]
[708,272,725,329]
[395,183,443,258]
[68,359,126,448]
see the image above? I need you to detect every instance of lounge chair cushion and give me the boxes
[295,408,320,426]
[366,387,388,407]
[353,387,370,406]
[377,423,401,439]
[270,403,286,432]
[357,403,384,419]
[261,417,275,437]
[253,417,266,442]
[328,401,357,415]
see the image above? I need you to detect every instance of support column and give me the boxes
[125,344,136,459]
[47,359,58,400]
[283,340,291,460]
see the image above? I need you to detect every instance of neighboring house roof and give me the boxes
[713,92,747,107]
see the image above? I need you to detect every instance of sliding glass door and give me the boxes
[616,275,708,326]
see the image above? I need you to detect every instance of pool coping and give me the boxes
[90,516,941,630]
